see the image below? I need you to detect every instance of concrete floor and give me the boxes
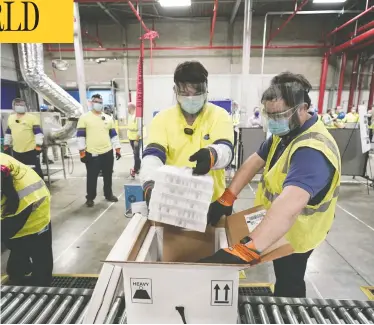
[1,140,374,301]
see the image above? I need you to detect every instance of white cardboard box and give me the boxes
[106,206,293,324]
[110,262,240,324]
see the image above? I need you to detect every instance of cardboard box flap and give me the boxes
[225,205,294,259]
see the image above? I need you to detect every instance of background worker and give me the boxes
[1,153,53,286]
[322,108,337,128]
[4,98,44,179]
[77,94,122,207]
[205,72,341,298]
[140,61,234,204]
[127,102,142,178]
[343,107,359,124]
[248,107,263,128]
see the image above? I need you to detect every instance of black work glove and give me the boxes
[207,188,236,226]
[116,149,121,160]
[189,148,217,175]
[144,181,154,207]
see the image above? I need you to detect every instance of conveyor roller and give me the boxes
[2,283,374,324]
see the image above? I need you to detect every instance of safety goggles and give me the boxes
[174,82,207,97]
[261,103,305,121]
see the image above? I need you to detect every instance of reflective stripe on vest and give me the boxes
[282,132,341,173]
[18,180,44,199]
[262,186,340,216]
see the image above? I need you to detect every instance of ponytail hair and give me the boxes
[1,168,20,217]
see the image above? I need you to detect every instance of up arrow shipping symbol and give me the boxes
[224,284,230,301]
[214,284,220,301]
[211,280,233,306]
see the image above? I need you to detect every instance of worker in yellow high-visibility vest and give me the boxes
[4,98,44,179]
[77,94,122,207]
[127,102,142,178]
[140,61,234,204]
[343,107,359,123]
[204,72,341,298]
[1,153,53,286]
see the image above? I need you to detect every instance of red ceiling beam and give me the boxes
[349,38,374,52]
[209,0,218,46]
[46,44,325,52]
[325,6,374,39]
[347,20,374,38]
[266,0,309,46]
[330,28,374,54]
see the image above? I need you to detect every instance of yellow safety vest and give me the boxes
[127,114,140,141]
[1,154,51,238]
[254,119,341,253]
[343,112,359,123]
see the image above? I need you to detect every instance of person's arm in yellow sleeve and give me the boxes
[4,124,13,153]
[108,117,121,160]
[190,108,234,175]
[207,109,235,170]
[32,115,44,151]
[76,116,87,161]
[139,113,168,204]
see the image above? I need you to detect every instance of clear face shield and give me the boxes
[261,83,307,136]
[175,82,208,115]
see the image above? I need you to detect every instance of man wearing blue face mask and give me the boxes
[205,72,340,298]
[77,94,121,207]
[140,61,234,205]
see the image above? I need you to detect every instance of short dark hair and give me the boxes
[262,72,312,108]
[91,94,102,100]
[174,61,208,85]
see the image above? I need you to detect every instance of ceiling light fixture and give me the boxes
[158,0,191,7]
[313,0,346,3]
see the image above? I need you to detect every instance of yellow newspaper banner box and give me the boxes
[0,0,73,43]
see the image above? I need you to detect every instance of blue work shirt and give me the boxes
[257,112,335,205]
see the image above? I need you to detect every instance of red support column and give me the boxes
[336,53,346,107]
[368,64,374,111]
[318,53,329,114]
[356,63,367,108]
[347,54,360,112]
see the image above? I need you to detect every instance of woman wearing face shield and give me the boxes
[205,72,341,298]
[140,61,234,205]
[3,98,44,179]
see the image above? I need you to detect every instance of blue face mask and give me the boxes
[178,94,206,115]
[268,118,290,136]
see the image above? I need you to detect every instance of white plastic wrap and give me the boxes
[149,166,214,232]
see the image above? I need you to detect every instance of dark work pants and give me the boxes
[85,150,114,201]
[5,223,53,287]
[273,249,314,298]
[13,150,43,179]
[130,140,141,172]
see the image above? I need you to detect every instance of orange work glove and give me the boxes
[207,188,237,226]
